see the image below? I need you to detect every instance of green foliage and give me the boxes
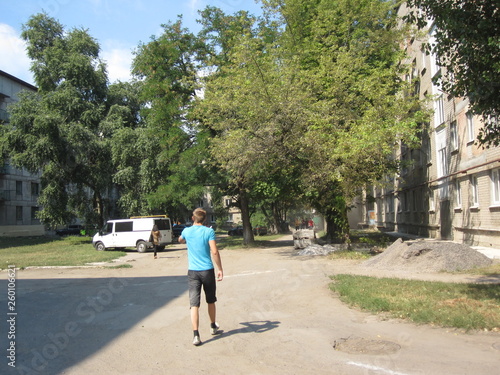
[130,19,207,218]
[405,0,500,147]
[4,13,118,227]
[259,0,429,241]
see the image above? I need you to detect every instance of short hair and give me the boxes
[192,208,206,224]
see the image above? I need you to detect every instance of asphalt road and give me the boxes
[0,236,499,375]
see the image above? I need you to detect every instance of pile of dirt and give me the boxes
[362,238,492,272]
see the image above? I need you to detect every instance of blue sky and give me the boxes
[0,0,263,85]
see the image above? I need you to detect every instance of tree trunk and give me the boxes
[324,207,350,246]
[239,187,255,246]
[94,191,104,228]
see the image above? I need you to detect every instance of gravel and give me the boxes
[361,238,493,272]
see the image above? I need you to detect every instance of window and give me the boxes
[466,112,474,143]
[437,147,448,177]
[423,131,432,164]
[31,182,40,197]
[386,193,394,214]
[434,95,445,126]
[198,199,204,208]
[429,190,435,212]
[16,206,23,221]
[31,206,39,221]
[16,181,22,196]
[154,219,171,230]
[421,48,426,72]
[225,198,232,207]
[115,221,133,232]
[403,191,409,212]
[455,180,462,208]
[471,176,479,207]
[492,169,500,205]
[429,26,440,77]
[450,121,458,151]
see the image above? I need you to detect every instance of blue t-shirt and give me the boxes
[180,225,216,271]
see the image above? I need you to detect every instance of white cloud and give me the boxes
[0,24,34,84]
[101,44,133,83]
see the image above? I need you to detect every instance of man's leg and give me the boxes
[208,303,216,324]
[188,270,202,345]
[191,306,200,331]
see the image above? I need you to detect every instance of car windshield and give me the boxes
[101,222,113,234]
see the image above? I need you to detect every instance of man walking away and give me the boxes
[179,208,223,346]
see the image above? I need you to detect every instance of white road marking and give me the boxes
[346,361,410,375]
[225,269,287,278]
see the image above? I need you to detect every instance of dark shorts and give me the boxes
[188,269,217,307]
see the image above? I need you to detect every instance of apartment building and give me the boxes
[355,5,500,248]
[0,70,45,236]
[196,188,242,230]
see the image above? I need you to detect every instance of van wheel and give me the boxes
[95,242,106,251]
[136,241,147,253]
[158,246,165,251]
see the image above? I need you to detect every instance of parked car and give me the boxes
[55,225,83,236]
[227,226,243,236]
[228,226,268,236]
[173,224,190,238]
[253,226,268,235]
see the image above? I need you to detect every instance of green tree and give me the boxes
[196,20,312,243]
[130,19,207,218]
[2,13,119,227]
[265,0,428,241]
[405,0,500,146]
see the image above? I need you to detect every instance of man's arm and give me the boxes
[178,236,186,244]
[209,239,223,281]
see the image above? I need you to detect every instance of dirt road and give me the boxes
[1,235,499,375]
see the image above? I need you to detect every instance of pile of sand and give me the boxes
[362,238,492,272]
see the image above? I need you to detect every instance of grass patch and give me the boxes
[0,236,126,269]
[330,274,500,331]
[218,234,284,250]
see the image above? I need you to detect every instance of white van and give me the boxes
[92,216,173,252]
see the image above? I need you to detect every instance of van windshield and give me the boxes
[101,222,113,235]
[154,219,171,230]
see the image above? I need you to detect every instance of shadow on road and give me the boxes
[0,275,187,374]
[203,320,281,345]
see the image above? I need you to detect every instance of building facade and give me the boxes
[355,5,500,248]
[0,70,44,236]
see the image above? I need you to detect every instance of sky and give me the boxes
[0,0,263,86]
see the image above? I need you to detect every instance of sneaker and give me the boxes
[192,335,202,346]
[210,323,220,335]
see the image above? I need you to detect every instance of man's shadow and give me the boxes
[203,320,280,344]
